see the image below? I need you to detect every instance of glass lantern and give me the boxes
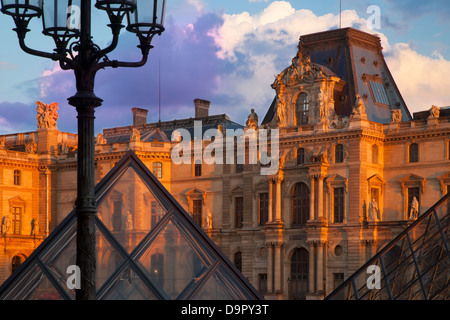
[126,0,166,37]
[0,0,43,19]
[42,0,81,41]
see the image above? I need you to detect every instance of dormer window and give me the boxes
[369,81,389,106]
[296,93,309,126]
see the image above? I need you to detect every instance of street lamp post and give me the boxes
[1,0,166,300]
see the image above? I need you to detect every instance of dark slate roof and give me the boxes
[262,28,413,125]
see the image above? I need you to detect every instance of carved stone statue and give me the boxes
[95,133,107,145]
[246,108,259,128]
[391,109,402,123]
[1,215,11,234]
[36,101,59,129]
[409,197,419,220]
[428,105,440,119]
[351,94,367,119]
[0,136,5,149]
[204,209,213,229]
[130,128,140,142]
[368,198,379,221]
[31,217,39,236]
[274,83,287,126]
[126,211,133,230]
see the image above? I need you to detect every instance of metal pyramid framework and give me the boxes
[0,151,262,300]
[326,192,449,300]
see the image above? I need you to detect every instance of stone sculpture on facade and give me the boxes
[95,133,107,145]
[30,217,39,236]
[36,101,59,129]
[391,109,402,123]
[130,128,140,142]
[351,94,367,120]
[428,105,440,119]
[246,108,259,128]
[1,215,11,235]
[409,197,419,220]
[368,198,379,221]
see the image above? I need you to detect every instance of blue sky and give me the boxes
[0,0,449,134]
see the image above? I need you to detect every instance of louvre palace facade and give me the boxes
[0,28,449,299]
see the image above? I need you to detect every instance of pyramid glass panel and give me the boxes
[96,163,169,253]
[0,151,262,300]
[100,264,157,300]
[136,218,210,299]
[326,193,450,300]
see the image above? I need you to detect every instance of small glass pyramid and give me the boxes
[0,151,262,300]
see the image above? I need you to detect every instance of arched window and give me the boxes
[297,148,305,166]
[292,183,310,226]
[234,251,242,272]
[335,144,344,163]
[12,255,25,274]
[13,170,21,186]
[409,143,419,163]
[289,248,309,300]
[296,93,309,126]
[152,162,162,179]
[372,144,378,164]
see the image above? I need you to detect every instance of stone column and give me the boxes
[316,242,324,295]
[308,242,315,293]
[317,176,324,220]
[267,243,274,293]
[309,178,315,220]
[268,178,273,222]
[274,242,284,293]
[275,176,283,222]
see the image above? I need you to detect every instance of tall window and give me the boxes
[151,253,164,288]
[296,93,309,126]
[12,207,21,235]
[409,143,419,163]
[235,197,243,228]
[152,162,162,179]
[297,148,305,166]
[289,248,309,300]
[192,199,203,226]
[12,255,25,274]
[292,183,310,226]
[335,144,344,163]
[333,273,345,299]
[258,193,269,226]
[151,201,163,228]
[194,161,202,177]
[258,274,267,295]
[112,200,122,231]
[372,144,378,164]
[13,170,21,186]
[333,187,345,223]
[234,251,242,272]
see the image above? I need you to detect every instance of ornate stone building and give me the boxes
[0,28,449,299]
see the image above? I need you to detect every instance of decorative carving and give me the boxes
[428,105,440,119]
[1,215,11,234]
[30,217,39,236]
[409,197,419,220]
[0,136,5,149]
[130,128,140,142]
[246,108,259,128]
[95,133,107,145]
[351,94,367,120]
[204,209,213,229]
[36,101,59,129]
[368,198,380,221]
[391,109,402,123]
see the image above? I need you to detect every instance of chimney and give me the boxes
[132,107,148,126]
[194,99,210,118]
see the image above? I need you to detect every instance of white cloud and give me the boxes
[386,43,450,112]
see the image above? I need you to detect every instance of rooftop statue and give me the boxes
[36,101,59,129]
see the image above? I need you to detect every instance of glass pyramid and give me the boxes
[0,151,262,300]
[326,192,449,300]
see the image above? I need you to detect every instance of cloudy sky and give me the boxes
[0,0,449,134]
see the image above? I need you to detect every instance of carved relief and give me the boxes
[391,109,402,123]
[36,101,59,129]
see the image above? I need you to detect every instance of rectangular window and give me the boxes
[112,200,122,231]
[258,193,269,226]
[12,207,21,235]
[235,197,243,228]
[192,199,203,226]
[258,274,267,294]
[13,170,21,186]
[333,273,345,290]
[333,187,345,223]
[152,162,162,179]
[194,163,202,177]
[369,81,390,105]
[151,201,163,228]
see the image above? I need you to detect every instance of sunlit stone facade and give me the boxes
[0,28,449,299]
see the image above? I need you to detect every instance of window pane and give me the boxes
[259,193,268,225]
[334,188,345,223]
[292,183,309,226]
[235,197,243,228]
